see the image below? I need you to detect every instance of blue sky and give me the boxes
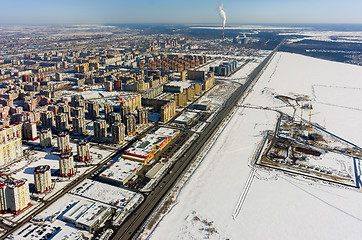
[1,0,362,25]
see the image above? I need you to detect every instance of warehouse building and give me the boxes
[62,200,112,233]
[99,158,143,186]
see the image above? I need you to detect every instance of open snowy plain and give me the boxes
[147,52,362,239]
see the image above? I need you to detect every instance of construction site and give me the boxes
[253,95,362,188]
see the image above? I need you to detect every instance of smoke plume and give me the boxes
[218,3,227,28]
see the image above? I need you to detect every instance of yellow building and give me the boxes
[0,178,31,214]
[203,72,215,91]
[175,93,187,107]
[74,61,99,73]
[186,87,195,101]
[192,83,203,95]
[180,70,187,81]
[0,124,23,167]
[161,101,176,122]
[120,94,142,112]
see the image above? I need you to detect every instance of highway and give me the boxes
[2,43,281,240]
[112,44,282,240]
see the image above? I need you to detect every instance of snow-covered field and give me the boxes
[190,25,302,30]
[280,31,362,43]
[146,52,362,239]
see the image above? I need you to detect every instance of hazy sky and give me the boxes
[1,0,362,25]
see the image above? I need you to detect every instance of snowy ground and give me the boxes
[280,31,362,44]
[0,135,115,225]
[146,52,362,239]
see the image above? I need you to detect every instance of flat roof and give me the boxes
[62,199,110,228]
[99,158,142,183]
[174,111,198,124]
[76,202,110,228]
[70,179,138,208]
[124,127,179,158]
[62,199,92,223]
[146,163,164,179]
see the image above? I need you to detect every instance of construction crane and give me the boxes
[308,111,320,136]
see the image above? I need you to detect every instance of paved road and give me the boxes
[112,44,282,240]
[0,125,158,240]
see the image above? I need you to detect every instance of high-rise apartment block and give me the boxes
[48,105,59,115]
[111,122,125,144]
[22,122,38,141]
[41,111,54,128]
[104,81,113,91]
[137,108,148,125]
[186,87,195,101]
[55,113,69,131]
[87,101,99,119]
[0,124,23,167]
[57,131,70,153]
[59,152,74,177]
[104,104,114,123]
[40,128,52,148]
[72,117,85,134]
[34,165,52,193]
[72,107,85,118]
[55,72,62,81]
[94,120,107,140]
[77,140,90,162]
[160,101,176,122]
[125,115,136,135]
[0,178,30,214]
[71,95,85,109]
[120,94,141,112]
[174,93,187,107]
[120,105,130,122]
[58,104,72,122]
[108,112,121,126]
[191,83,203,95]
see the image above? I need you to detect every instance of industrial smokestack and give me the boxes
[218,2,227,40]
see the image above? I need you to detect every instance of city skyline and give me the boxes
[1,0,362,25]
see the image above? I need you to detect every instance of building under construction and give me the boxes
[254,113,362,187]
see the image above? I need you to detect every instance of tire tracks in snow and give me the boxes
[232,168,256,220]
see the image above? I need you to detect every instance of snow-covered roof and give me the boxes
[99,158,142,184]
